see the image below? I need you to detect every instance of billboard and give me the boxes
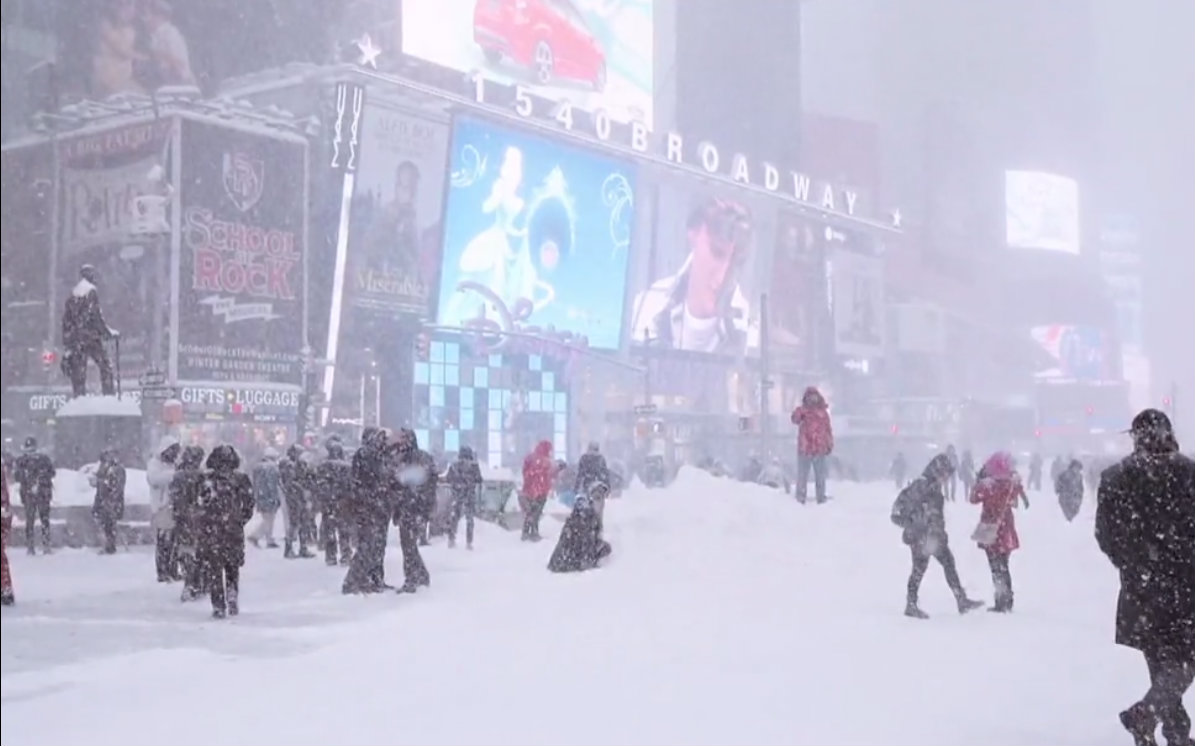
[53,0,337,98]
[178,121,306,385]
[768,210,825,367]
[0,144,54,388]
[1004,170,1080,254]
[830,248,884,359]
[328,105,450,425]
[628,191,760,355]
[57,120,176,382]
[436,116,636,351]
[402,0,654,127]
[1030,324,1115,382]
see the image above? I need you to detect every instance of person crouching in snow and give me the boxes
[548,482,612,573]
[196,445,254,619]
[170,446,207,601]
[969,452,1026,613]
[91,448,126,554]
[890,454,984,619]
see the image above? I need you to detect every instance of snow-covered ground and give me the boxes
[1,469,1186,745]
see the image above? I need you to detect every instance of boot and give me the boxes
[298,546,316,559]
[989,594,1013,613]
[284,540,296,559]
[266,540,279,549]
[1120,704,1159,746]
[447,536,456,548]
[467,542,474,551]
[212,608,226,620]
[904,602,929,620]
[1,591,13,606]
[248,536,260,548]
[957,597,984,614]
[227,589,239,617]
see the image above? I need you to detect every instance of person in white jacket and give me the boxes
[147,435,181,582]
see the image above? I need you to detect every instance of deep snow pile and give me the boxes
[1,468,1187,746]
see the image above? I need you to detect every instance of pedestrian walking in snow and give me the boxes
[548,482,612,573]
[169,446,207,601]
[790,386,833,504]
[91,448,126,555]
[13,437,55,554]
[146,436,181,580]
[521,441,555,541]
[196,445,255,619]
[248,448,282,548]
[890,452,908,491]
[969,452,1025,613]
[445,446,483,549]
[943,445,960,501]
[575,442,610,497]
[959,450,977,498]
[1027,452,1044,492]
[1054,459,1085,522]
[343,428,392,594]
[315,438,353,565]
[890,454,984,619]
[392,429,436,593]
[1,468,14,605]
[279,444,315,559]
[1096,409,1195,746]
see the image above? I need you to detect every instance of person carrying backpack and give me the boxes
[891,453,984,619]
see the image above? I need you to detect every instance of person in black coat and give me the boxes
[316,438,354,566]
[548,482,612,573]
[343,428,392,594]
[279,444,315,559]
[196,445,255,619]
[890,453,984,619]
[392,429,437,593]
[171,446,207,601]
[575,442,610,496]
[445,446,483,549]
[1096,409,1195,746]
[91,448,126,554]
[1054,459,1085,522]
[12,437,56,554]
[61,264,118,397]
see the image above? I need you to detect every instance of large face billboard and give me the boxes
[436,116,636,351]
[402,0,655,127]
[768,210,825,368]
[178,121,306,385]
[57,120,176,382]
[0,144,54,388]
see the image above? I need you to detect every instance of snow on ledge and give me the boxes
[56,395,142,418]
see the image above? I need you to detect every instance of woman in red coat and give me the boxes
[790,386,834,504]
[521,441,556,542]
[970,451,1027,612]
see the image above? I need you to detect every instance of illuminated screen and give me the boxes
[1030,324,1114,382]
[1005,170,1080,254]
[436,116,636,350]
[401,0,655,127]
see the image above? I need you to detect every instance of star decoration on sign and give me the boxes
[890,208,903,228]
[355,33,381,69]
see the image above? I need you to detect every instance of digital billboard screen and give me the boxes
[1030,324,1114,382]
[1005,170,1080,255]
[435,116,636,351]
[402,0,654,127]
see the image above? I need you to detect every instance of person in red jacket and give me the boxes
[521,441,556,541]
[2,467,14,606]
[969,451,1027,613]
[790,386,834,504]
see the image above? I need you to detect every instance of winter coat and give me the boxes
[394,444,439,523]
[315,453,353,517]
[351,440,391,525]
[522,441,555,500]
[146,441,179,530]
[575,451,610,494]
[446,457,483,504]
[61,278,113,349]
[1055,465,1084,521]
[279,448,312,502]
[250,457,283,512]
[196,446,255,568]
[169,447,207,549]
[548,495,611,573]
[891,470,949,550]
[969,453,1023,555]
[790,387,833,457]
[12,451,55,503]
[92,459,126,522]
[1095,444,1195,655]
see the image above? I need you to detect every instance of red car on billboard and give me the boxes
[473,0,608,91]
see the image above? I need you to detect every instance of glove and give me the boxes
[108,328,121,339]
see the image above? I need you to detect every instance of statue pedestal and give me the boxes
[54,395,143,469]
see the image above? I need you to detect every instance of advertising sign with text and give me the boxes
[178,121,306,385]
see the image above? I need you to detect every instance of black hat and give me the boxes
[1127,408,1173,438]
[22,436,37,452]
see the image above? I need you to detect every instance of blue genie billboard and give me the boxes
[435,116,636,351]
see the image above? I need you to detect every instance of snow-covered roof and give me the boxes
[56,395,142,419]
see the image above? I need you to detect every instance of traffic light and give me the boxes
[40,349,56,369]
[1084,405,1095,416]
[414,332,431,361]
[1162,395,1173,410]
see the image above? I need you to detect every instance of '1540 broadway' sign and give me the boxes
[467,73,900,227]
